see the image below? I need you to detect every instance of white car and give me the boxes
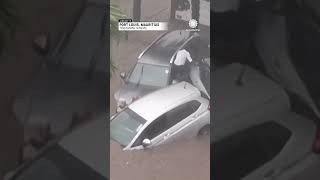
[110,81,210,150]
[212,63,320,180]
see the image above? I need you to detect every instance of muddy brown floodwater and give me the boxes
[110,136,210,180]
[110,31,210,180]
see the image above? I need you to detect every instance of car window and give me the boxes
[12,145,106,180]
[132,101,201,147]
[212,122,292,180]
[166,100,201,127]
[110,109,147,146]
[127,63,170,87]
[132,115,168,147]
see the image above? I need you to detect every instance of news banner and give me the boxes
[118,19,168,31]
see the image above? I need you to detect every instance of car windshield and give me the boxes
[110,109,147,147]
[127,63,170,87]
[12,145,106,180]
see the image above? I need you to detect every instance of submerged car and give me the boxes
[111,81,210,150]
[114,30,209,112]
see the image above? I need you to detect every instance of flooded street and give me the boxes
[109,30,210,179]
[110,137,210,180]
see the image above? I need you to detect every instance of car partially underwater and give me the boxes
[111,81,210,151]
[114,30,209,112]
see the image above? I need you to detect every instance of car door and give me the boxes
[129,101,202,149]
[128,114,169,150]
[157,100,203,143]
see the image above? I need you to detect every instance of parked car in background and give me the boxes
[113,30,210,112]
[111,81,210,150]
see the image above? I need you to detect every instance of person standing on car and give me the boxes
[172,49,193,81]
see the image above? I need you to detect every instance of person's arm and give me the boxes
[186,51,193,63]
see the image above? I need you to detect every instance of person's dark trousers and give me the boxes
[173,65,187,81]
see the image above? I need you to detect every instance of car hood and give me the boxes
[114,83,160,104]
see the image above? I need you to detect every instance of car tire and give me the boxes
[198,125,210,136]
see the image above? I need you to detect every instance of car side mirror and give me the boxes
[142,139,151,147]
[120,72,126,80]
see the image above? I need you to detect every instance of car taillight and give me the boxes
[312,126,320,154]
[208,98,211,110]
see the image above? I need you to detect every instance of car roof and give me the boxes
[59,118,108,178]
[129,81,200,121]
[137,30,194,66]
